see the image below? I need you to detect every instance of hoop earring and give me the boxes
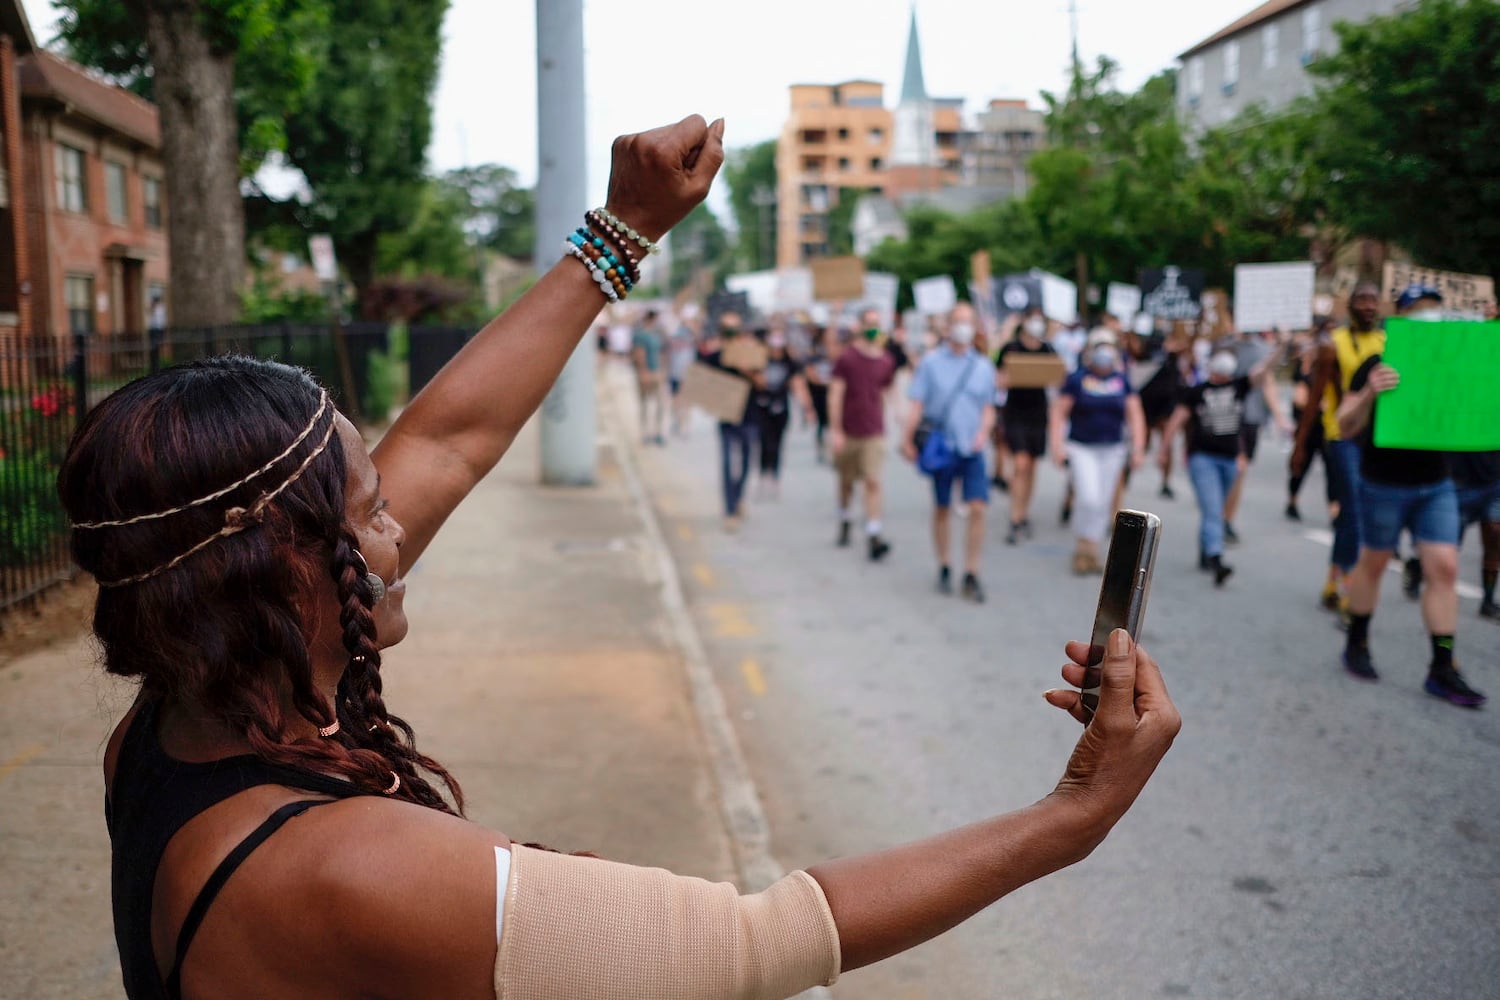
[350,549,387,605]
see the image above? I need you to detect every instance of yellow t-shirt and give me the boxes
[1321,326,1386,441]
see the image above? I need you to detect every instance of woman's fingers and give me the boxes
[1044,688,1088,725]
[1096,629,1141,733]
[1063,640,1092,667]
[1059,661,1087,688]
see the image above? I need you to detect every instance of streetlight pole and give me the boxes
[535,0,594,485]
[751,185,776,272]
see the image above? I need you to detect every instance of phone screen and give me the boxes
[1082,511,1152,721]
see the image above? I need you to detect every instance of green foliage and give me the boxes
[722,140,778,271]
[669,203,731,292]
[361,346,400,424]
[241,268,331,323]
[1307,0,1500,280]
[0,393,71,569]
[376,180,480,283]
[441,165,536,260]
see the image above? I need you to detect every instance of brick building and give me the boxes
[1,0,34,345]
[18,48,168,340]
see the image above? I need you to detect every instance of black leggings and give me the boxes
[808,383,830,451]
[757,409,790,476]
[1288,411,1334,503]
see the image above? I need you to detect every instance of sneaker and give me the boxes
[961,573,986,604]
[1480,600,1500,622]
[837,521,852,548]
[1424,665,1486,708]
[1224,523,1241,546]
[1320,584,1343,612]
[1005,524,1021,546]
[1343,644,1379,681]
[992,474,1010,493]
[1402,558,1423,601]
[1019,519,1034,539]
[1060,502,1072,526]
[1284,502,1302,522]
[937,566,953,595]
[868,535,891,562]
[1211,559,1234,588]
[1159,483,1175,500]
[1199,551,1212,572]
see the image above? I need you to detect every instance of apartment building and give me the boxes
[1178,0,1412,130]
[963,99,1046,196]
[0,0,33,344]
[19,50,169,339]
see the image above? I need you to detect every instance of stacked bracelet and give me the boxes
[563,241,621,303]
[592,207,660,256]
[584,212,643,283]
[570,228,638,290]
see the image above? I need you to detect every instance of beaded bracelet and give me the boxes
[593,207,660,255]
[579,241,631,300]
[582,214,642,284]
[570,229,637,290]
[562,241,620,303]
[569,231,633,297]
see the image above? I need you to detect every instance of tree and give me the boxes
[56,0,327,326]
[440,165,535,261]
[375,179,478,283]
[281,0,448,310]
[667,203,731,292]
[1306,0,1500,281]
[722,139,778,271]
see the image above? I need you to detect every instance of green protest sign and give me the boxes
[1375,319,1500,451]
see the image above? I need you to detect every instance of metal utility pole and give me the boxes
[750,185,777,271]
[535,0,594,485]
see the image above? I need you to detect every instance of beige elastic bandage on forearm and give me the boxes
[494,844,841,1000]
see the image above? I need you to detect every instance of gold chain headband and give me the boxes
[90,395,340,588]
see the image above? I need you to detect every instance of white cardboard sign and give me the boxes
[1234,262,1316,332]
[913,275,958,316]
[1105,283,1142,322]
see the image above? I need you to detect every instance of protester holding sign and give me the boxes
[1334,298,1485,708]
[704,312,764,533]
[997,308,1060,546]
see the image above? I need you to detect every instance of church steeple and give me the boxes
[899,6,927,104]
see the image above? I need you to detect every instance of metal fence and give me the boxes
[0,322,476,621]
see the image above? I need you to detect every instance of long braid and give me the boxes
[330,531,465,815]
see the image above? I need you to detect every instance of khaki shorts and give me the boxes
[836,435,886,487]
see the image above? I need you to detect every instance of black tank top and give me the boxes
[107,699,377,999]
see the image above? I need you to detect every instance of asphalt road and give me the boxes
[633,388,1500,1000]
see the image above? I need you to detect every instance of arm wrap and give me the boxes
[494,844,841,1000]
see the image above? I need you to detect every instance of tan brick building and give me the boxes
[0,0,35,346]
[19,49,168,340]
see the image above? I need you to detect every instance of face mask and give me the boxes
[1408,308,1443,322]
[1024,317,1047,337]
[768,333,788,349]
[720,326,739,337]
[863,327,881,342]
[949,323,976,346]
[1090,346,1119,371]
[1209,352,1239,378]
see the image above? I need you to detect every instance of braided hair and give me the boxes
[59,356,463,814]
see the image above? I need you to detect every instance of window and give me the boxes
[1223,40,1240,92]
[105,162,128,223]
[143,176,162,228]
[1302,5,1322,62]
[55,144,87,213]
[837,127,850,141]
[868,127,884,145]
[65,274,95,334]
[838,157,851,171]
[1187,57,1205,101]
[1263,23,1280,70]
[870,157,884,171]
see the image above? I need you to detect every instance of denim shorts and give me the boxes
[932,453,989,508]
[1359,478,1460,550]
[1458,481,1500,527]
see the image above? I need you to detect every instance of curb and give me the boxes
[602,377,834,1000]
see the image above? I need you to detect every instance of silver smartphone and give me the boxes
[1080,509,1162,724]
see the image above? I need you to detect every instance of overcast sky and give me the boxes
[23,0,1255,204]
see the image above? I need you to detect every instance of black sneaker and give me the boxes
[1210,557,1234,588]
[1005,524,1021,546]
[1402,558,1423,601]
[992,475,1010,493]
[1424,665,1486,708]
[1159,483,1175,500]
[937,566,953,595]
[1284,502,1302,522]
[837,521,851,548]
[1343,644,1379,681]
[1224,523,1241,546]
[868,535,891,562]
[1060,502,1072,526]
[1199,551,1212,572]
[961,573,986,604]
[1480,600,1500,622]
[1019,519,1034,539]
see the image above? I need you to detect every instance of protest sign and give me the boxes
[706,291,751,333]
[1140,266,1204,320]
[1106,283,1141,322]
[862,272,901,327]
[721,336,770,373]
[1201,289,1235,339]
[1374,319,1500,451]
[993,274,1042,319]
[679,362,751,425]
[1235,262,1315,332]
[913,275,958,316]
[1003,353,1068,389]
[810,256,866,301]
[1381,262,1496,320]
[775,268,815,310]
[725,270,779,316]
[1036,270,1079,325]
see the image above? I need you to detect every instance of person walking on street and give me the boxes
[1051,335,1146,575]
[997,308,1059,546]
[704,312,763,532]
[1220,330,1292,545]
[902,303,998,602]
[804,326,839,465]
[1159,348,1277,587]
[751,331,811,500]
[1286,321,1336,522]
[631,310,669,446]
[667,307,701,437]
[1335,337,1485,707]
[830,308,898,560]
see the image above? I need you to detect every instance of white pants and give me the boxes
[1067,441,1128,543]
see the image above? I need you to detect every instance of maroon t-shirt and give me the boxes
[833,347,897,437]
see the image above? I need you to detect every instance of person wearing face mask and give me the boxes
[751,330,812,500]
[1333,286,1484,707]
[1160,349,1278,587]
[1050,333,1147,575]
[830,309,898,559]
[902,303,999,602]
[996,308,1060,545]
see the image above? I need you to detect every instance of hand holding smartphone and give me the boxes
[1080,510,1162,724]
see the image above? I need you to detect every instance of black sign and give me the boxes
[1139,267,1205,321]
[707,291,752,332]
[993,274,1043,319]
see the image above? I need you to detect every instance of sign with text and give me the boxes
[1140,266,1204,320]
[862,272,901,327]
[679,362,751,425]
[1375,319,1500,451]
[810,256,866,301]
[1235,262,1315,332]
[993,274,1042,319]
[1381,262,1496,320]
[1106,283,1142,322]
[706,291,751,333]
[913,275,959,316]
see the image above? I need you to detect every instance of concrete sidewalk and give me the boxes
[0,396,740,998]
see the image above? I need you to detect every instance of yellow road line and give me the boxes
[740,659,768,697]
[692,563,716,588]
[706,603,757,638]
[0,743,46,785]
